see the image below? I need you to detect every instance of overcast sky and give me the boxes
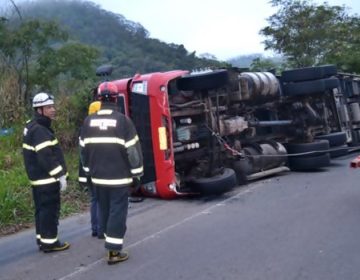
[90,0,360,60]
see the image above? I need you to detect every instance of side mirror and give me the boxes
[96,65,113,77]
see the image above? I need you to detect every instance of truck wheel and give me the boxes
[315,132,347,147]
[285,140,330,170]
[284,140,330,157]
[282,78,339,97]
[176,69,229,91]
[288,153,330,170]
[281,65,337,83]
[315,132,348,158]
[328,144,348,158]
[188,168,237,195]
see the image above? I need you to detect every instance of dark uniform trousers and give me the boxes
[97,186,129,251]
[32,182,60,244]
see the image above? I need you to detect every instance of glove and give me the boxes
[59,175,67,192]
[131,176,142,192]
[129,177,144,203]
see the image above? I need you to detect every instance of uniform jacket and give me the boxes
[79,103,143,187]
[78,101,102,185]
[22,113,67,186]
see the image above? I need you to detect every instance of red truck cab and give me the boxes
[127,71,189,199]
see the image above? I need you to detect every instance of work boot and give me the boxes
[107,250,129,265]
[128,196,144,203]
[42,241,70,253]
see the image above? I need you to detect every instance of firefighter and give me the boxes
[80,82,143,265]
[22,92,70,253]
[78,100,104,238]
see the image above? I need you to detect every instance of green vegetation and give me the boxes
[261,0,360,72]
[18,0,227,78]
[0,127,32,232]
[229,54,286,74]
[0,126,89,235]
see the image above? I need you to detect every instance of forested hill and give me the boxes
[18,0,227,77]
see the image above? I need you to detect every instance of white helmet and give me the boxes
[32,92,54,108]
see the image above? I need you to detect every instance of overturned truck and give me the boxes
[94,65,360,198]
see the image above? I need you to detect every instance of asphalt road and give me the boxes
[1,154,360,280]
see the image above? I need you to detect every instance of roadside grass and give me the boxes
[0,127,89,236]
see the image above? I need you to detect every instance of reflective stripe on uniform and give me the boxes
[83,137,125,146]
[40,237,58,244]
[49,165,63,176]
[131,166,143,174]
[79,177,87,183]
[22,143,35,151]
[91,177,133,186]
[35,139,59,152]
[79,139,85,147]
[125,135,139,148]
[83,166,90,172]
[97,110,113,115]
[104,234,123,245]
[30,177,57,185]
[23,139,59,152]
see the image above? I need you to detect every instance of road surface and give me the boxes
[1,154,360,279]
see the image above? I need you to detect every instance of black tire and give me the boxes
[329,144,348,158]
[177,70,229,91]
[188,168,237,195]
[282,78,339,96]
[315,132,347,147]
[281,65,337,83]
[288,153,330,170]
[284,140,330,157]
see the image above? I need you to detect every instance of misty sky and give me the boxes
[90,0,360,60]
[1,0,359,60]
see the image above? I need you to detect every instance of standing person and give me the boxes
[78,100,104,238]
[22,92,70,253]
[80,82,143,265]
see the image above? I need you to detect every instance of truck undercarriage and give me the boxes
[94,65,360,198]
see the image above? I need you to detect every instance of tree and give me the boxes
[0,4,100,126]
[250,57,279,73]
[34,42,99,91]
[0,18,68,105]
[260,0,360,72]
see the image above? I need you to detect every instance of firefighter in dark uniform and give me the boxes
[80,82,143,265]
[22,92,70,252]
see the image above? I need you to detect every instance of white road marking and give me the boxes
[58,182,265,280]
